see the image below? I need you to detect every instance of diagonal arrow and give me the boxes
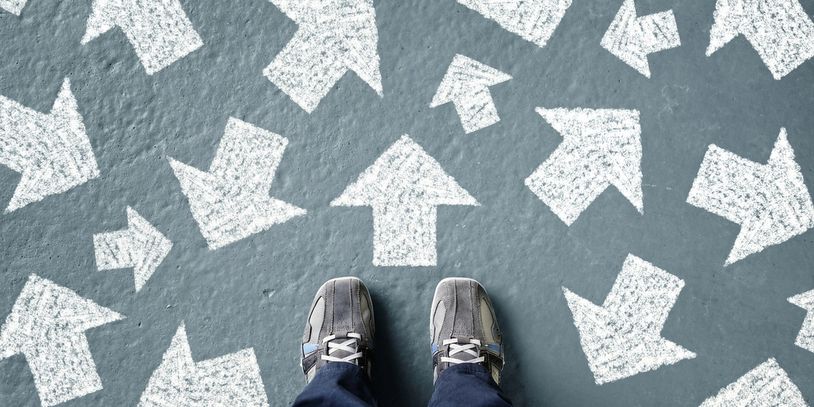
[700,358,808,407]
[430,54,512,134]
[82,0,204,75]
[601,0,680,78]
[0,274,124,407]
[789,289,814,354]
[93,207,173,292]
[525,108,643,225]
[707,0,814,80]
[0,0,26,15]
[139,324,269,407]
[0,78,99,213]
[331,135,479,267]
[264,0,383,113]
[457,0,573,48]
[563,254,696,385]
[687,129,814,265]
[169,117,305,250]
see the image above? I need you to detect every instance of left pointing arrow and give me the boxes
[0,78,100,213]
[0,0,27,15]
[0,274,125,407]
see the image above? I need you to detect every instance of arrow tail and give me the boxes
[454,88,500,134]
[638,11,680,54]
[372,204,437,267]
[29,340,102,407]
[687,145,761,226]
[208,118,287,193]
[0,0,27,15]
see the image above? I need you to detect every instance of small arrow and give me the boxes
[169,117,305,250]
[139,324,269,407]
[331,135,479,267]
[601,0,680,78]
[687,130,814,265]
[563,254,696,385]
[93,207,173,292]
[0,274,124,407]
[82,0,203,75]
[700,358,808,407]
[789,289,814,354]
[525,108,643,225]
[707,0,814,80]
[457,0,573,48]
[0,78,99,213]
[0,0,27,15]
[430,54,512,134]
[264,0,383,113]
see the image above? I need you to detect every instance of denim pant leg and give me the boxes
[292,363,377,407]
[428,364,512,407]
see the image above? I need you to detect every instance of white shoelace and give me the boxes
[440,338,485,365]
[321,333,364,363]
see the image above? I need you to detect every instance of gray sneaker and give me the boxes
[301,277,375,382]
[430,278,504,384]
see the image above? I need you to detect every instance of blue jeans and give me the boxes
[292,363,512,406]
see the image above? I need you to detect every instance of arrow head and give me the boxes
[789,289,814,354]
[457,0,574,48]
[700,358,808,407]
[0,0,27,15]
[430,54,511,106]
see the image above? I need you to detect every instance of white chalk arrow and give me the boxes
[93,207,173,292]
[563,254,696,385]
[82,0,203,75]
[525,108,643,225]
[707,0,814,80]
[700,358,808,407]
[457,0,573,48]
[139,324,269,407]
[264,0,383,113]
[789,289,814,354]
[430,54,512,134]
[0,78,99,213]
[687,130,814,265]
[0,0,27,15]
[0,274,124,407]
[331,135,479,267]
[601,0,680,78]
[169,117,305,250]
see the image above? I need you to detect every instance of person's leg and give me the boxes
[292,363,375,407]
[428,364,511,407]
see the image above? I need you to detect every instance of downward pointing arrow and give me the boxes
[563,254,696,385]
[687,130,814,265]
[789,289,814,354]
[700,358,808,407]
[0,78,99,213]
[457,0,573,48]
[430,54,512,134]
[0,0,26,15]
[0,274,124,407]
[169,117,305,250]
[331,135,479,267]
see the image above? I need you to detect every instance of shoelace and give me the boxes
[440,338,485,365]
[321,333,364,363]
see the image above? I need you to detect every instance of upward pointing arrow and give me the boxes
[264,0,383,113]
[789,289,814,354]
[430,54,512,134]
[457,0,573,48]
[82,0,203,75]
[0,274,124,407]
[700,358,808,407]
[687,130,814,265]
[707,0,814,80]
[0,0,27,15]
[0,78,99,213]
[563,254,696,385]
[331,135,479,267]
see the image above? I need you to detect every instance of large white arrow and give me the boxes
[457,0,573,48]
[139,324,269,407]
[93,207,173,292]
[700,358,808,407]
[601,0,680,78]
[563,254,696,384]
[687,130,814,265]
[525,108,643,225]
[430,54,512,134]
[264,0,383,113]
[169,117,305,250]
[0,274,124,407]
[707,0,814,80]
[0,0,26,15]
[0,78,99,213]
[789,289,814,354]
[82,0,203,75]
[331,135,479,267]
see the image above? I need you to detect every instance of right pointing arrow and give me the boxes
[700,358,808,407]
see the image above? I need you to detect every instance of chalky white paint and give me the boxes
[525,108,643,225]
[699,358,808,406]
[562,254,696,385]
[0,0,26,15]
[264,0,383,113]
[139,324,269,406]
[331,135,479,267]
[0,274,124,407]
[707,0,814,80]
[601,0,680,78]
[457,0,573,48]
[430,54,512,134]
[0,78,99,213]
[82,0,203,75]
[687,130,814,265]
[789,289,814,354]
[169,117,305,250]
[93,207,173,292]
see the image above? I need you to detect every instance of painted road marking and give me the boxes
[457,0,573,48]
[700,358,808,406]
[789,289,814,354]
